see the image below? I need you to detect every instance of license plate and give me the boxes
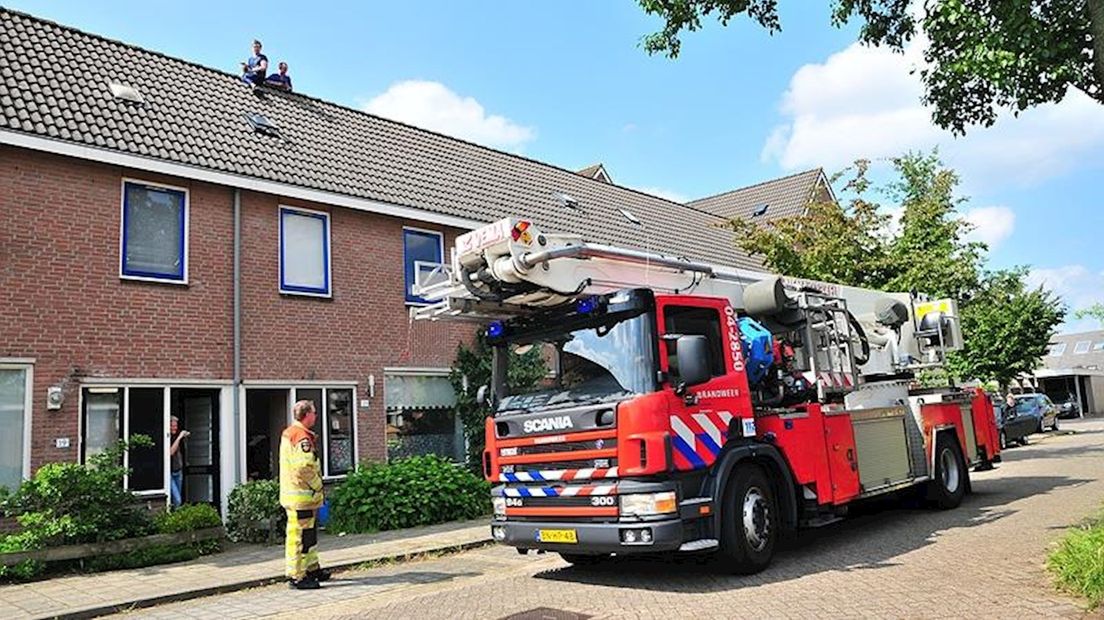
[537,529,578,544]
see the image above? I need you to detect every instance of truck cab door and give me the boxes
[656,296,754,472]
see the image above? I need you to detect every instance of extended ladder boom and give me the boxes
[413,218,964,382]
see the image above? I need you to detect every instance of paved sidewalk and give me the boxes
[0,519,491,619]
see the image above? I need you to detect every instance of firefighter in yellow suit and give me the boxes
[280,400,329,589]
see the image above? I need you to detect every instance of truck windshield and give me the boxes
[497,312,656,413]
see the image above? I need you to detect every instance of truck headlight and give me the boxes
[619,491,677,517]
[493,496,507,519]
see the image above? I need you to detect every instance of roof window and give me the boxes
[554,192,580,209]
[752,203,769,217]
[244,112,281,137]
[1094,341,1104,351]
[618,208,642,226]
[108,82,145,105]
[1048,343,1067,356]
[1074,341,1091,354]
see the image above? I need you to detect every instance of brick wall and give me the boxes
[1,147,234,469]
[0,145,476,472]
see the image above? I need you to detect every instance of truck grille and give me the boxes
[505,438,617,457]
[501,458,618,473]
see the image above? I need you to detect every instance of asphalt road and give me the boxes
[126,418,1104,620]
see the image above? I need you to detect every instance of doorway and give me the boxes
[172,389,220,505]
[245,389,288,481]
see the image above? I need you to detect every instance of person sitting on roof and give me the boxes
[240,39,268,86]
[265,62,293,92]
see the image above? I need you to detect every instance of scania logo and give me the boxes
[522,416,574,434]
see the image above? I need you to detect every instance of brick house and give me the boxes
[0,9,828,511]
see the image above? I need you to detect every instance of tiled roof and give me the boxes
[688,168,825,222]
[0,8,769,271]
[1042,330,1104,371]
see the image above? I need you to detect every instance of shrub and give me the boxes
[156,503,222,534]
[0,438,156,579]
[1048,510,1104,609]
[87,503,225,572]
[329,455,491,534]
[226,479,285,543]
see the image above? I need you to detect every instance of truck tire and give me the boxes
[718,464,777,574]
[927,435,967,510]
[559,553,608,566]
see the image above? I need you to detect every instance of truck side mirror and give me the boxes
[676,335,711,389]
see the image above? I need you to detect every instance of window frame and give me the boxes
[1048,343,1067,357]
[119,179,189,284]
[1073,341,1091,355]
[278,205,332,298]
[80,386,170,497]
[291,386,358,480]
[0,361,34,488]
[402,226,445,306]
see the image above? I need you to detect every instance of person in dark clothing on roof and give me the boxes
[265,61,293,92]
[240,39,268,86]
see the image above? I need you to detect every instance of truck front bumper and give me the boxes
[491,518,684,555]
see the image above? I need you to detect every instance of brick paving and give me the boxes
[129,418,1104,619]
[0,518,490,619]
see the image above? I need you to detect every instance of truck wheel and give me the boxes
[927,435,967,510]
[559,553,608,566]
[718,464,777,574]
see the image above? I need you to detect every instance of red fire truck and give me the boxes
[414,218,1001,573]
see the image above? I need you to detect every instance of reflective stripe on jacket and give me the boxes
[279,421,324,510]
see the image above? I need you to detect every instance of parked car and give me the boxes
[1006,394,1060,442]
[1056,395,1082,419]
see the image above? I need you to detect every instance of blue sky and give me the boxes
[11,1,1104,331]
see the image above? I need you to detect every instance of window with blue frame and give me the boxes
[279,206,331,296]
[403,228,443,305]
[121,181,187,282]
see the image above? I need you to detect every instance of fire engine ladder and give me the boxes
[411,242,760,322]
[794,292,861,401]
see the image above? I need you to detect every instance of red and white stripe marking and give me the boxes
[496,467,618,483]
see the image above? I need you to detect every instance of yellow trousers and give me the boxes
[285,508,320,580]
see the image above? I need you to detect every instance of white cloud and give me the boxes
[636,186,688,203]
[762,41,1104,188]
[964,206,1016,249]
[1026,265,1104,333]
[362,80,535,150]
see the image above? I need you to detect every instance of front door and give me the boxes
[173,389,220,506]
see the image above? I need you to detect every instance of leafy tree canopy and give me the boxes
[638,0,1104,133]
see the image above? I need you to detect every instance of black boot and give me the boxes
[288,576,321,590]
[307,568,333,582]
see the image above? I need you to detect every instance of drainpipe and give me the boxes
[233,189,243,484]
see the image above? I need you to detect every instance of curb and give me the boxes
[53,537,494,620]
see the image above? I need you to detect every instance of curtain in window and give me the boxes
[281,210,328,292]
[85,392,121,461]
[0,370,27,489]
[124,184,184,279]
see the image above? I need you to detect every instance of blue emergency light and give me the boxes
[487,321,505,338]
[575,296,599,314]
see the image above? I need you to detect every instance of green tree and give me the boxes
[947,268,1067,387]
[1074,302,1104,327]
[725,151,1065,384]
[449,335,547,472]
[637,0,1104,133]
